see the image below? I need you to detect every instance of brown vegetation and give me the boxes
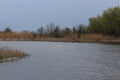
[0,31,120,43]
[0,47,27,62]
[80,34,120,43]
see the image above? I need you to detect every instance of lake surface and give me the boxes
[0,41,120,80]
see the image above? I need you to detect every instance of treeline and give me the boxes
[0,24,87,40]
[0,6,120,41]
[88,6,120,37]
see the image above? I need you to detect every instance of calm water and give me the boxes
[0,41,120,80]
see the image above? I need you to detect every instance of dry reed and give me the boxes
[0,47,27,61]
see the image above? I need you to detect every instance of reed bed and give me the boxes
[80,34,114,41]
[0,47,27,61]
[0,32,120,43]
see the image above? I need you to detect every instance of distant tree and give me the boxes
[45,23,56,36]
[72,26,78,34]
[102,6,120,37]
[3,27,12,32]
[63,27,72,36]
[88,16,102,33]
[77,24,84,38]
[37,27,44,35]
[88,6,120,37]
[52,26,63,38]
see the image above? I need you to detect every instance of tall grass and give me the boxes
[80,34,115,41]
[0,32,119,43]
[0,47,27,61]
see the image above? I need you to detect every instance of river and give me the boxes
[0,41,120,80]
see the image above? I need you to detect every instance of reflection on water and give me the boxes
[0,41,120,80]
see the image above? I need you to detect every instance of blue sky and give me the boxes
[0,0,120,31]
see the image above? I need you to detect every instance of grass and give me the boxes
[0,32,120,43]
[80,34,120,43]
[0,47,28,62]
[80,34,114,41]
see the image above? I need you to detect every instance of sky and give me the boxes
[0,0,120,31]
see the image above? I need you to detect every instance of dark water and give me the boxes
[0,41,120,80]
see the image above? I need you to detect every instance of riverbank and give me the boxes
[0,34,120,44]
[0,47,28,62]
[0,38,120,44]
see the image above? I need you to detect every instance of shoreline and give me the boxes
[0,38,120,44]
[0,57,20,62]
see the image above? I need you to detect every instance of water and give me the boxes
[0,41,120,80]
